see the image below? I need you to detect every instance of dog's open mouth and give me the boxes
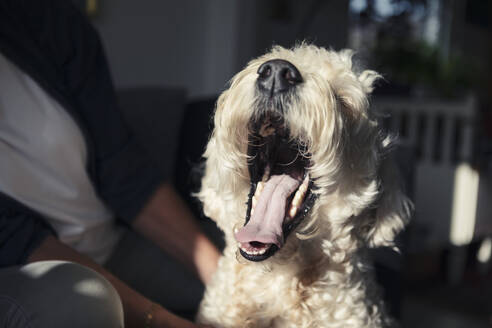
[234,113,317,262]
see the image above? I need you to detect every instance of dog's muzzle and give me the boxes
[234,58,317,262]
[256,59,303,96]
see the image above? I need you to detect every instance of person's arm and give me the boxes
[28,235,209,328]
[133,183,220,284]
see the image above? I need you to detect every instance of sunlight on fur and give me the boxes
[196,44,412,328]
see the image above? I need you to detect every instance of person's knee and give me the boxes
[0,261,124,328]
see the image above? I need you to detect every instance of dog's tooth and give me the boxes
[256,181,264,195]
[234,227,239,234]
[291,197,298,208]
[292,190,302,206]
[252,195,257,208]
[237,242,242,248]
[301,174,310,188]
[299,183,307,194]
[262,167,270,182]
[289,206,298,218]
[300,190,306,202]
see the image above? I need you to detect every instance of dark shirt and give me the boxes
[0,0,164,267]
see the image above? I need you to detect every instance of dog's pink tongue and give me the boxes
[235,174,300,248]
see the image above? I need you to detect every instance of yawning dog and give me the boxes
[196,44,411,328]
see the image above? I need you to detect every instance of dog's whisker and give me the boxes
[277,152,300,167]
[247,153,258,161]
[235,249,249,265]
[246,141,268,148]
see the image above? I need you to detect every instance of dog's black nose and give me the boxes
[257,59,302,95]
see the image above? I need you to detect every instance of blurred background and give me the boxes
[77,0,491,327]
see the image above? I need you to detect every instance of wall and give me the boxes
[236,0,349,71]
[92,0,349,99]
[93,0,240,98]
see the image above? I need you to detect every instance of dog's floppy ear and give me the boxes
[363,149,412,248]
[330,68,381,118]
[358,70,380,95]
[329,50,380,102]
[355,66,410,247]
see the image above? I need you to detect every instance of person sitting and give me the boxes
[0,0,219,327]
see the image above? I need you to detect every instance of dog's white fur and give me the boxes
[197,44,411,328]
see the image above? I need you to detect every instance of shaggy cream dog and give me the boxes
[196,44,411,328]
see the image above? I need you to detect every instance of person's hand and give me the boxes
[134,184,221,284]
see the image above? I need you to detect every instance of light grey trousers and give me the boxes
[0,223,218,327]
[0,261,124,328]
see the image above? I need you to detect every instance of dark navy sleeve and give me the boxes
[0,0,165,223]
[20,0,166,223]
[0,194,54,268]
